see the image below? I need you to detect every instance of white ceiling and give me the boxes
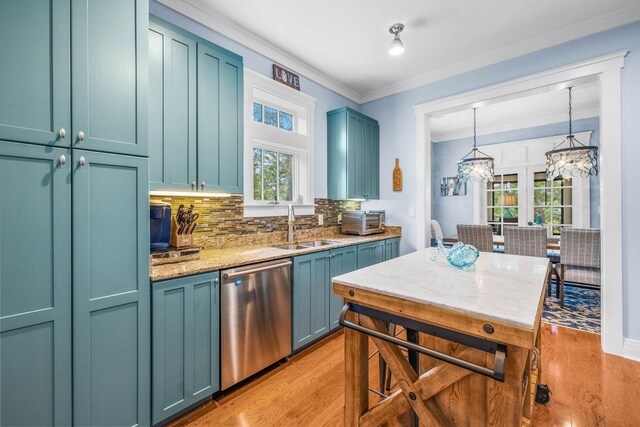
[431,81,600,142]
[161,0,640,103]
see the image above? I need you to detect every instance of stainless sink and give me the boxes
[272,244,309,250]
[299,240,338,248]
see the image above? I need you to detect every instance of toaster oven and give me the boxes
[341,211,385,235]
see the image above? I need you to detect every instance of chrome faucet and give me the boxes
[287,204,297,243]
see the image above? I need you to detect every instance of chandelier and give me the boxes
[545,87,598,180]
[457,108,495,183]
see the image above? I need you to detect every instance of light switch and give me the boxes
[408,207,415,218]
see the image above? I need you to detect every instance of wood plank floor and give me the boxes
[169,324,640,426]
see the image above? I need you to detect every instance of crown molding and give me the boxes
[360,6,640,103]
[157,0,363,103]
[159,0,640,105]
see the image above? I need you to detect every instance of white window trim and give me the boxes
[243,68,317,217]
[473,132,592,235]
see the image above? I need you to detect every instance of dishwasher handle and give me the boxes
[223,260,292,280]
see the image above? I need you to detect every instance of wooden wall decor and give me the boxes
[393,158,403,191]
[273,64,300,90]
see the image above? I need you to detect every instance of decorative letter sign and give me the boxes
[273,64,301,91]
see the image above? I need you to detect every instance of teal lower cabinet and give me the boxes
[292,251,331,351]
[152,272,220,425]
[72,151,150,427]
[357,241,385,269]
[385,237,401,261]
[0,141,72,426]
[329,246,358,330]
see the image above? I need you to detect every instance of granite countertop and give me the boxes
[332,247,548,330]
[151,229,401,281]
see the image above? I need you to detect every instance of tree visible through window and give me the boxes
[253,148,293,202]
[486,174,519,236]
[253,102,293,132]
[533,172,573,235]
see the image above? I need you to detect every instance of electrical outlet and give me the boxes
[318,214,324,225]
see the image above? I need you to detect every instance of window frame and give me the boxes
[243,69,317,217]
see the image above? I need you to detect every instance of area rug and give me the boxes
[542,284,601,334]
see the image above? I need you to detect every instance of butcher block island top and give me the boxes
[332,248,550,427]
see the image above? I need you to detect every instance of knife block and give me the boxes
[170,216,193,248]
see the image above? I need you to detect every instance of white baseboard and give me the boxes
[623,338,640,362]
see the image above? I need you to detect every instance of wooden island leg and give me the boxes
[345,311,368,426]
[487,344,528,426]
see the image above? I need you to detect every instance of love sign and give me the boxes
[273,64,300,91]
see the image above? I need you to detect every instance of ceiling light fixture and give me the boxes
[545,87,598,180]
[457,108,495,183]
[388,23,405,56]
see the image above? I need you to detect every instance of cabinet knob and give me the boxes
[58,128,66,139]
[191,181,196,190]
[58,155,66,165]
[214,278,219,285]
[201,181,206,190]
[78,156,86,167]
[77,131,85,141]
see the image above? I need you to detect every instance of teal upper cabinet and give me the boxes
[292,251,331,351]
[71,0,148,156]
[148,21,197,189]
[0,0,147,155]
[0,141,72,427]
[148,17,244,193]
[152,272,220,425]
[329,246,358,330]
[72,151,150,426]
[0,0,71,147]
[328,107,380,200]
[198,44,244,193]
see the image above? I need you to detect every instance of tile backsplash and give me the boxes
[150,195,361,249]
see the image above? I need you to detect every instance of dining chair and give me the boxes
[504,226,557,295]
[456,224,494,252]
[431,219,444,241]
[559,228,601,307]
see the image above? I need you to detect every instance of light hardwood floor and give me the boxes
[169,324,640,426]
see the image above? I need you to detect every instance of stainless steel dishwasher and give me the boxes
[220,258,292,389]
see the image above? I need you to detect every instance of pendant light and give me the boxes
[388,24,405,56]
[545,87,598,180]
[457,108,495,183]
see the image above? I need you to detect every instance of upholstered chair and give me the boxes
[559,228,601,307]
[456,225,494,253]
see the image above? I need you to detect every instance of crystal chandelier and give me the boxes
[545,87,598,180]
[457,108,495,183]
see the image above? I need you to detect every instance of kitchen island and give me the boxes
[333,248,550,426]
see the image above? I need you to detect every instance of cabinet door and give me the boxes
[148,21,197,190]
[152,272,220,425]
[385,238,401,261]
[0,142,72,427]
[71,0,148,156]
[358,242,385,269]
[369,122,380,199]
[197,44,244,193]
[329,246,358,330]
[72,151,150,427]
[0,0,70,147]
[347,111,366,199]
[293,252,331,351]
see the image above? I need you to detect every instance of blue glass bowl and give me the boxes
[446,242,480,269]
